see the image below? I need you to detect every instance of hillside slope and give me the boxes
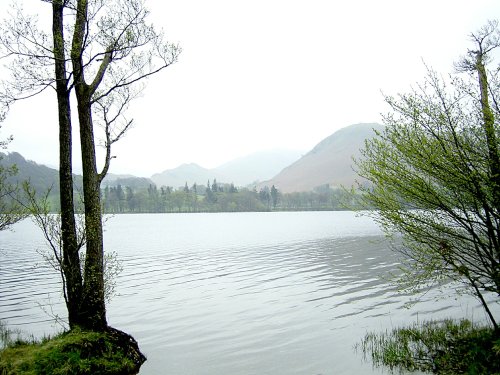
[150,163,219,189]
[0,152,151,196]
[0,152,73,195]
[214,150,301,186]
[261,123,384,193]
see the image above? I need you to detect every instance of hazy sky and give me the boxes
[1,0,499,177]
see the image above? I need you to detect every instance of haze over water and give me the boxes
[0,212,492,374]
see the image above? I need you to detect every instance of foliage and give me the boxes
[0,160,26,231]
[21,184,122,316]
[355,21,500,329]
[0,327,143,375]
[0,130,28,231]
[358,319,500,374]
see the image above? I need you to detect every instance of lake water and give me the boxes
[0,212,493,374]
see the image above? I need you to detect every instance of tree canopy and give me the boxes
[356,21,500,329]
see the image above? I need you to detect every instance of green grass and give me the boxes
[357,319,500,374]
[0,326,143,375]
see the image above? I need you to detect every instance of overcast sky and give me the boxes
[1,0,499,177]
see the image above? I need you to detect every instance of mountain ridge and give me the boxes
[259,123,384,192]
[2,123,383,193]
[150,149,302,188]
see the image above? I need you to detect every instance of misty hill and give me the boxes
[102,174,154,190]
[261,123,384,193]
[0,152,81,196]
[151,163,219,189]
[0,152,153,199]
[2,123,381,195]
[214,150,301,186]
[150,150,302,188]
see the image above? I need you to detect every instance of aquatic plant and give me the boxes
[357,319,500,374]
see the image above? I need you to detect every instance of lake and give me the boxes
[0,212,492,374]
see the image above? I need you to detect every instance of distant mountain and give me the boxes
[260,123,384,193]
[213,150,301,186]
[3,124,381,195]
[150,150,302,188]
[150,163,218,189]
[0,152,81,196]
[102,173,154,190]
[0,152,153,197]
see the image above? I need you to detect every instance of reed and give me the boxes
[357,319,500,374]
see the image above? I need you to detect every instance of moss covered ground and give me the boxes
[0,326,145,375]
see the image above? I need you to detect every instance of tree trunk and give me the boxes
[70,0,107,331]
[476,53,500,209]
[78,94,108,331]
[475,53,500,296]
[52,0,84,329]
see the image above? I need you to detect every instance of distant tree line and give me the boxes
[101,180,361,213]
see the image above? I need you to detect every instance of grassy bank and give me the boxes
[0,324,145,375]
[358,319,500,374]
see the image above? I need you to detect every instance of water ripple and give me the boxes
[1,213,494,375]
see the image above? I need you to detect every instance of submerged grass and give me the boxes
[0,324,143,375]
[357,319,500,374]
[0,321,36,350]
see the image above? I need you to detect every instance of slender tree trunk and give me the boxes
[71,0,107,331]
[52,0,84,329]
[476,53,500,209]
[476,53,500,295]
[78,94,107,331]
[471,279,499,331]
